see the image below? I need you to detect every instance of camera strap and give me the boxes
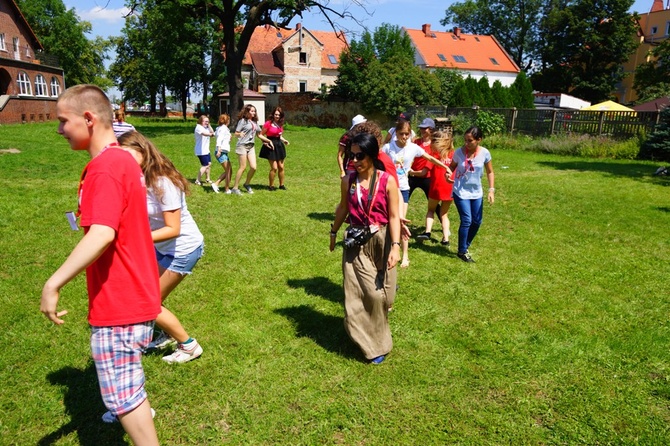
[355,169,379,224]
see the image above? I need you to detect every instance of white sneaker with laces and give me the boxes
[211,183,220,193]
[162,339,203,364]
[147,331,176,350]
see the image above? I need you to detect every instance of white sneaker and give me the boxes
[162,339,203,364]
[102,408,155,423]
[225,189,232,195]
[244,184,254,194]
[231,188,242,195]
[147,331,176,350]
[211,183,220,193]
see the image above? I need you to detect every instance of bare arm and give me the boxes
[337,145,346,178]
[152,209,181,242]
[386,179,401,269]
[330,177,350,251]
[41,224,115,324]
[485,161,495,204]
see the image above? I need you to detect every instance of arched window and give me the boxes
[35,74,47,96]
[50,77,61,97]
[17,71,31,95]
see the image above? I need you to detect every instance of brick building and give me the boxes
[242,24,348,94]
[0,0,65,124]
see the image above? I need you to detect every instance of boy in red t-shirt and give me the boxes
[41,84,161,446]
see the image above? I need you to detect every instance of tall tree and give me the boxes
[441,0,543,71]
[510,71,535,108]
[532,0,637,103]
[633,39,670,103]
[164,0,365,122]
[16,0,112,88]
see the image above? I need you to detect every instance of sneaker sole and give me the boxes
[161,345,203,364]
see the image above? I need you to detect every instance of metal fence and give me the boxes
[417,106,662,138]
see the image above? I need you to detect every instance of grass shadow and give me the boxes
[274,305,359,360]
[39,363,128,446]
[307,212,334,222]
[134,125,195,138]
[287,276,342,304]
[657,206,670,213]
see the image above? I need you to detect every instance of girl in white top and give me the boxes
[194,115,215,185]
[211,114,232,194]
[382,120,448,267]
[119,131,205,364]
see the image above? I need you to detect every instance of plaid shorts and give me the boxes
[90,321,154,416]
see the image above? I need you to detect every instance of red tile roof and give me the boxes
[243,25,347,68]
[404,25,519,74]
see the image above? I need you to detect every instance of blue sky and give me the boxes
[64,0,657,41]
[62,0,656,100]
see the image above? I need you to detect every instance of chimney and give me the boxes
[422,24,431,36]
[650,0,664,13]
[296,23,302,30]
[453,27,461,37]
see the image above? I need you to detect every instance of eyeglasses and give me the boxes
[351,152,367,161]
[466,159,475,172]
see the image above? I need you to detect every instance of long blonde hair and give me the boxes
[431,131,454,162]
[117,131,190,203]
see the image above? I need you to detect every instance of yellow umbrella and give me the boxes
[582,100,634,111]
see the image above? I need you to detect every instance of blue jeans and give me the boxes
[452,194,483,254]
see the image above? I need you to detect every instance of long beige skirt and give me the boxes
[342,225,397,360]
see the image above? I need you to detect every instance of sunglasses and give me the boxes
[351,152,367,161]
[466,159,475,172]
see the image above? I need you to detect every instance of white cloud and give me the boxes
[78,6,130,24]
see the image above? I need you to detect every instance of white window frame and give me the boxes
[268,80,278,93]
[0,34,6,51]
[50,77,61,97]
[17,71,32,95]
[25,44,31,58]
[35,74,48,96]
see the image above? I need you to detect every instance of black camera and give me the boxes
[343,226,373,248]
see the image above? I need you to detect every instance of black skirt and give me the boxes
[259,137,286,161]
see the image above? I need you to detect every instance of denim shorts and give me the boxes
[216,151,230,164]
[156,243,204,275]
[197,154,211,166]
[91,321,154,416]
[400,189,410,203]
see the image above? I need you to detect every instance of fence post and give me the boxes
[550,110,557,136]
[510,107,517,134]
[598,111,605,136]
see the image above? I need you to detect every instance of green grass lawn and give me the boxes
[1,119,669,445]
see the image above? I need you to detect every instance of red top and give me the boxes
[347,170,391,226]
[79,148,161,326]
[411,138,433,178]
[263,120,283,138]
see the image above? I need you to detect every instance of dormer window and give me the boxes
[452,55,468,63]
[651,26,658,34]
[299,52,307,64]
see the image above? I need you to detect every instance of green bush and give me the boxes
[475,110,506,135]
[485,133,641,159]
[639,107,670,162]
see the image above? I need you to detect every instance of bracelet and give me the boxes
[391,241,400,246]
[330,231,337,237]
[489,188,496,192]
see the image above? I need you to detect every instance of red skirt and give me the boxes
[428,165,453,201]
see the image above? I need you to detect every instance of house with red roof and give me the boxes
[0,0,65,124]
[403,24,520,87]
[242,24,348,94]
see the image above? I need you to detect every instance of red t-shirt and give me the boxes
[412,138,432,178]
[79,147,161,326]
[379,152,399,186]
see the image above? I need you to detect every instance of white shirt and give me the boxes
[194,124,211,156]
[382,140,425,191]
[215,125,231,153]
[147,177,204,256]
